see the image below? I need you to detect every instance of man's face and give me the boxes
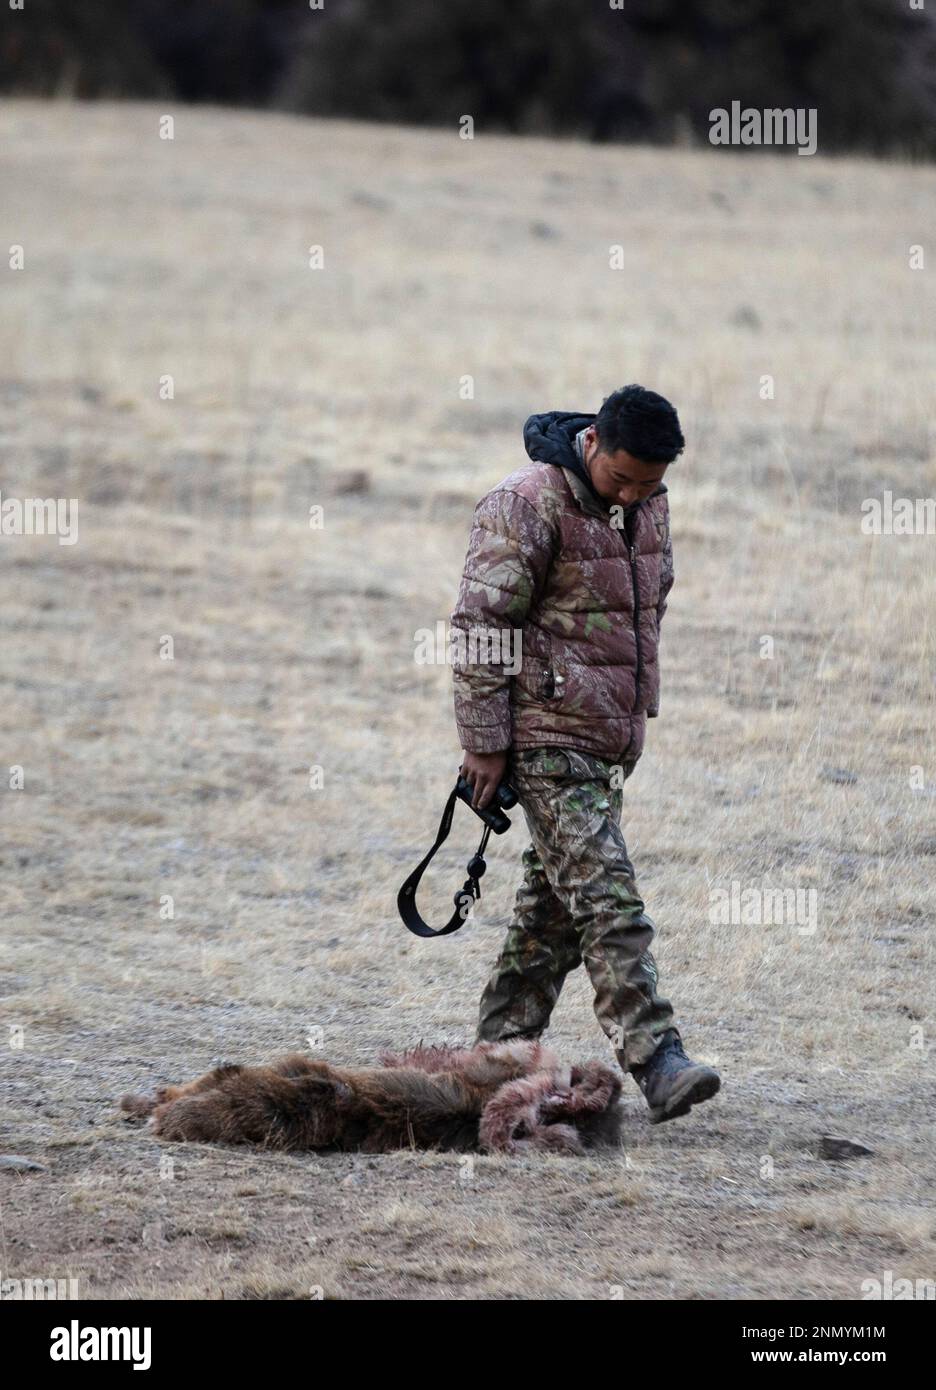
[583,425,669,508]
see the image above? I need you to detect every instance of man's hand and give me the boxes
[460,749,508,811]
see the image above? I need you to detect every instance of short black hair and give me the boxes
[595,385,685,464]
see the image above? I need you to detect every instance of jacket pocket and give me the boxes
[539,637,565,704]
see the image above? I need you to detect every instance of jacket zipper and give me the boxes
[624,510,641,753]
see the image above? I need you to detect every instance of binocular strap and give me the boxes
[397,784,494,938]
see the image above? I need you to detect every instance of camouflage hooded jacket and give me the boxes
[450,410,674,763]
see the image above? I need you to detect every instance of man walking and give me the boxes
[451,386,720,1123]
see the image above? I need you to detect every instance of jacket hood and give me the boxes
[522,409,667,513]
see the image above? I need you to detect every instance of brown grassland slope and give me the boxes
[1,100,934,1299]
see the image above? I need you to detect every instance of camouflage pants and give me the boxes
[475,747,677,1071]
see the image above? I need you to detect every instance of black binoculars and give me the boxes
[455,775,518,835]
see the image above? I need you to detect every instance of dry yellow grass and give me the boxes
[0,99,934,1300]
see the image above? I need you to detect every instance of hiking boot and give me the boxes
[631,1030,720,1124]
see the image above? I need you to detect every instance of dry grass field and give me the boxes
[1,99,934,1300]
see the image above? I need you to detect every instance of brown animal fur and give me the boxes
[120,1041,623,1156]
